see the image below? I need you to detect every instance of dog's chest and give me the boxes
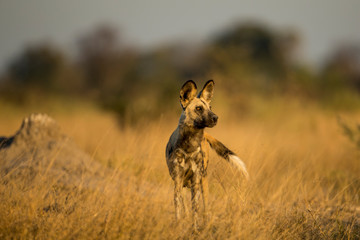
[181,151,201,171]
[176,147,206,187]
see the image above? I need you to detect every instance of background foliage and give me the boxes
[2,22,360,121]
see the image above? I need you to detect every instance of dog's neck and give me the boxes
[178,123,204,153]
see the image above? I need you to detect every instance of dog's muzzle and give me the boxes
[208,113,218,127]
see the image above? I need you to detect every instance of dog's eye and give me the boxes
[196,106,203,112]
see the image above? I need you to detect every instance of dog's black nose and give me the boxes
[212,115,218,123]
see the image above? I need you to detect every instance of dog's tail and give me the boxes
[204,132,249,180]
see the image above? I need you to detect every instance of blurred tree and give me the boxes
[104,45,183,121]
[0,43,84,105]
[205,22,300,92]
[77,24,138,94]
[211,22,298,69]
[7,43,65,89]
[322,44,360,91]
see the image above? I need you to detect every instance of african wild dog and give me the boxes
[165,80,249,229]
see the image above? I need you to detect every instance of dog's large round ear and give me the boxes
[180,80,197,109]
[198,80,214,103]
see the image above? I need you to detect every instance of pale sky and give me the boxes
[0,0,360,72]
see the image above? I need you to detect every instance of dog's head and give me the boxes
[179,80,218,129]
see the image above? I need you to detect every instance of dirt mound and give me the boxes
[0,113,105,188]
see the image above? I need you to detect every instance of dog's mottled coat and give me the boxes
[165,80,249,229]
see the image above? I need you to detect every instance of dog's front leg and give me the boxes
[173,157,185,221]
[201,176,209,219]
[191,164,201,230]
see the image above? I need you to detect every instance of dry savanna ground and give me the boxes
[0,96,359,239]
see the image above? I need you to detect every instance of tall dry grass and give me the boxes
[0,96,359,239]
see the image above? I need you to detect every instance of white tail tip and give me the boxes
[229,155,249,180]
